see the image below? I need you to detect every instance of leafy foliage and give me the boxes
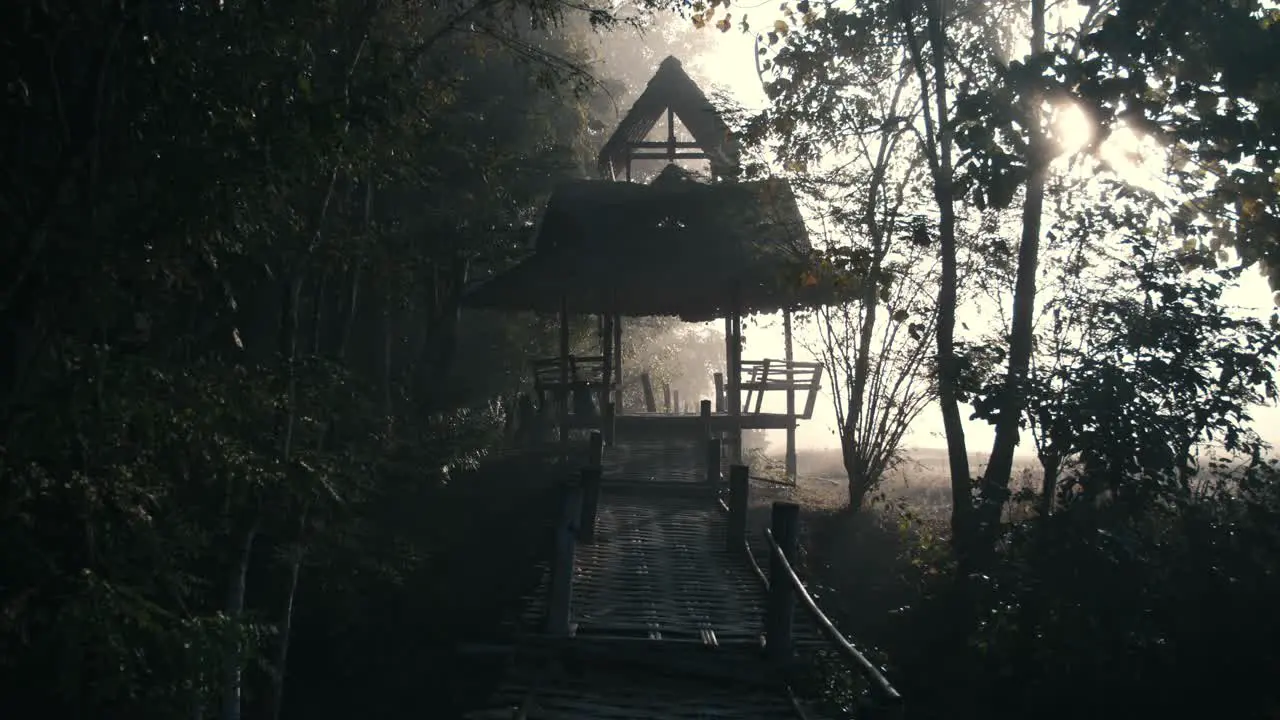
[710,0,1280,716]
[0,0,691,717]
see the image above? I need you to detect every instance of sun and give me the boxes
[1049,103,1173,197]
[1050,102,1094,156]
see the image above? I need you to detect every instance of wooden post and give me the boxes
[579,466,602,545]
[713,372,725,413]
[726,464,749,553]
[588,430,603,467]
[783,308,797,483]
[546,479,583,635]
[699,399,712,468]
[601,313,614,442]
[663,384,671,413]
[765,501,800,661]
[641,372,657,412]
[673,389,681,415]
[706,437,721,485]
[729,285,744,463]
[724,315,733,381]
[754,359,771,413]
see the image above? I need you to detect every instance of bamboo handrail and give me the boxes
[763,528,902,708]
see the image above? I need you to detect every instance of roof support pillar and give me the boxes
[784,307,797,483]
[728,283,743,464]
[600,313,615,446]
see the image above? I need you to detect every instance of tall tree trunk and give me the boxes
[843,252,882,512]
[980,0,1047,554]
[339,267,361,362]
[902,0,974,555]
[837,75,910,513]
[311,271,328,355]
[279,276,303,459]
[268,506,308,720]
[269,269,329,720]
[220,518,260,720]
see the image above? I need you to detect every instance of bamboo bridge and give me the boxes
[459,431,902,719]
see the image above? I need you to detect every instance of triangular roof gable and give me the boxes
[596,56,741,179]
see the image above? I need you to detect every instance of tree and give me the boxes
[0,0,671,716]
[804,232,942,510]
[740,0,1280,561]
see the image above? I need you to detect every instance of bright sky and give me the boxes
[666,21,1280,454]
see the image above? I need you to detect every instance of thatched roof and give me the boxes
[462,174,845,321]
[597,56,740,179]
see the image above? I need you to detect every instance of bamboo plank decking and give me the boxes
[464,440,846,720]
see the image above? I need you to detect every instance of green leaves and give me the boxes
[1,0,641,714]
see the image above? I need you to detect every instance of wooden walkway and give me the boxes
[463,437,900,720]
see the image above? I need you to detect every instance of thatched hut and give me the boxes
[462,57,836,478]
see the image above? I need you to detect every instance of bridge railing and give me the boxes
[714,444,903,720]
[545,431,604,635]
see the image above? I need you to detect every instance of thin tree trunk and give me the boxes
[220,518,260,720]
[843,252,882,512]
[312,271,327,355]
[280,276,303,460]
[902,0,974,554]
[837,74,912,512]
[981,0,1047,552]
[268,507,308,720]
[337,175,370,364]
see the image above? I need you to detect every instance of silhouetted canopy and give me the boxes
[596,56,740,179]
[462,173,844,321]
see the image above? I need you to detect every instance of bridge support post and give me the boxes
[579,466,602,545]
[578,431,604,545]
[766,501,800,662]
[546,478,583,636]
[713,372,724,413]
[705,438,721,486]
[698,400,712,471]
[726,464,749,553]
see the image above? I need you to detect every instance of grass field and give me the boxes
[777,447,1043,517]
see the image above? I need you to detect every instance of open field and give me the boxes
[753,446,1044,517]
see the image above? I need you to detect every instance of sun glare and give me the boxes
[1098,124,1172,196]
[1050,102,1094,156]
